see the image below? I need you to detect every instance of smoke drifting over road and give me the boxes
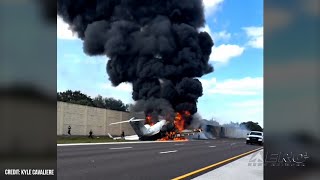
[57,0,214,126]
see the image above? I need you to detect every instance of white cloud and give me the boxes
[57,16,78,40]
[63,54,78,60]
[199,25,230,43]
[231,99,263,108]
[200,77,263,96]
[199,77,217,90]
[210,44,245,63]
[221,106,263,127]
[99,82,133,104]
[100,82,132,93]
[212,30,231,42]
[243,26,263,49]
[202,0,224,16]
[200,98,264,127]
[63,54,106,65]
[199,24,213,36]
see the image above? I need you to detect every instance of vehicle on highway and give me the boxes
[246,131,263,145]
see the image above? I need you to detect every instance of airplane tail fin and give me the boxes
[109,117,147,138]
[129,120,146,137]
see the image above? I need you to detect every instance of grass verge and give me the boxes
[57,136,134,144]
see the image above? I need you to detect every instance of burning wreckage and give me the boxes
[58,0,214,141]
[110,112,200,141]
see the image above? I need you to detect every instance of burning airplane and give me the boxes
[109,117,166,140]
[109,111,195,141]
[57,0,214,141]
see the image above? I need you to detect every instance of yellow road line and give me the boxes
[171,147,263,180]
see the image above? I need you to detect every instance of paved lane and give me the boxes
[58,139,261,180]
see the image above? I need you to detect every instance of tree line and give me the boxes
[57,90,129,112]
[239,121,263,131]
[57,90,263,131]
[223,121,263,131]
[208,117,263,131]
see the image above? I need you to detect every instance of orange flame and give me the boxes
[174,112,185,132]
[145,115,154,126]
[157,111,190,141]
[184,111,191,117]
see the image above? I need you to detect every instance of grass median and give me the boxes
[57,136,135,144]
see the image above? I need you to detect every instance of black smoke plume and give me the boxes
[57,0,214,126]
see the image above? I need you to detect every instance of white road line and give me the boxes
[109,147,132,150]
[174,144,184,145]
[209,146,216,148]
[159,150,178,154]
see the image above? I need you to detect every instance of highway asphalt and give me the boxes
[57,139,262,180]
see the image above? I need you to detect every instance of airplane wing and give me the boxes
[109,117,145,125]
[124,135,139,140]
[107,133,139,141]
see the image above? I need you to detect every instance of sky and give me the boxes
[57,0,263,127]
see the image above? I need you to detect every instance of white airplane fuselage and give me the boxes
[109,117,167,140]
[139,120,166,136]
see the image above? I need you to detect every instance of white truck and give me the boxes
[246,131,263,145]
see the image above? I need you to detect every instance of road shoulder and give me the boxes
[192,149,263,180]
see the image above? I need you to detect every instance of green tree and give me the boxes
[57,92,62,101]
[57,90,129,112]
[240,121,263,131]
[57,90,73,102]
[93,95,105,108]
[57,90,93,106]
[104,97,127,111]
[224,121,240,128]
